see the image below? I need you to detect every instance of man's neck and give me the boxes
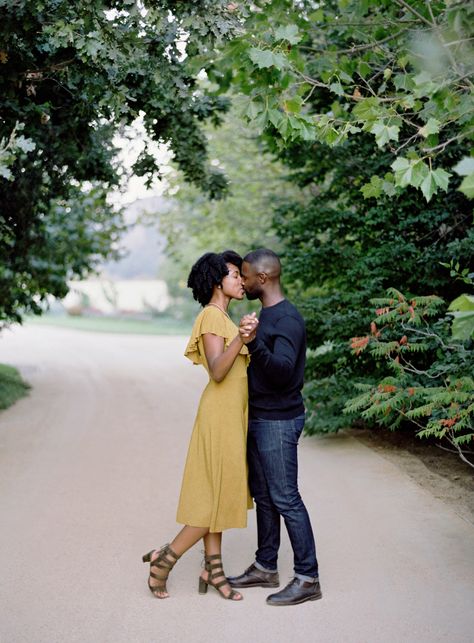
[261,287,285,308]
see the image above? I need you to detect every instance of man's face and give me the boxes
[241,261,262,300]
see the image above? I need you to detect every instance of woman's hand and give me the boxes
[239,312,258,344]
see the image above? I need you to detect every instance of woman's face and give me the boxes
[221,263,244,300]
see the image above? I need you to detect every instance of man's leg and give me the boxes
[253,415,318,580]
[227,420,281,589]
[247,420,281,571]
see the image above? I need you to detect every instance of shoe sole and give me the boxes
[266,591,323,606]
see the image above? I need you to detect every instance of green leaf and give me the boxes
[274,24,301,45]
[298,120,316,141]
[329,82,345,97]
[431,168,451,192]
[248,48,275,69]
[276,115,290,139]
[243,100,263,120]
[382,173,396,196]
[283,95,302,113]
[393,74,414,91]
[352,97,382,121]
[361,175,383,199]
[453,157,474,176]
[370,121,399,148]
[449,311,474,340]
[268,108,283,128]
[420,171,437,202]
[419,118,440,138]
[391,157,412,187]
[253,109,269,130]
[357,61,371,78]
[458,173,474,199]
[448,294,474,312]
[411,160,429,188]
[272,52,288,70]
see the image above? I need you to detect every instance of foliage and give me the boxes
[0,363,30,410]
[198,0,473,437]
[0,0,240,325]
[344,288,474,467]
[154,97,300,321]
[215,0,474,202]
[441,264,474,340]
[265,128,472,434]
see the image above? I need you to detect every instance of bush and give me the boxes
[0,364,30,410]
[344,289,474,467]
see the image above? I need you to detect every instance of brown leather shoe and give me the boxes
[266,577,322,606]
[227,563,280,588]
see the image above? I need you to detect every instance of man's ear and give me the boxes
[258,272,267,284]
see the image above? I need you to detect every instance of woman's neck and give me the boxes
[208,294,230,313]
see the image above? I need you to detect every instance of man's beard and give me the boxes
[245,290,260,301]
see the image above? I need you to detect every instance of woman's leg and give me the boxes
[149,526,209,598]
[170,525,209,556]
[201,532,242,600]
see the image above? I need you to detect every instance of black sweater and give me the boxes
[247,299,306,420]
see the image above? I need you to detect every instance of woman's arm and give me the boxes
[202,329,255,383]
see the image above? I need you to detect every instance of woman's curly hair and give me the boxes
[187,250,242,306]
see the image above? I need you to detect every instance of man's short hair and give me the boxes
[243,248,281,277]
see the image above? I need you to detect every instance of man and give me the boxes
[229,248,321,606]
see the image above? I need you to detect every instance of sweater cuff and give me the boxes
[247,337,261,353]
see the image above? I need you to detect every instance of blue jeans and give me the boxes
[247,414,319,581]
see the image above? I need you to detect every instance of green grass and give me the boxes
[25,314,192,335]
[0,364,30,410]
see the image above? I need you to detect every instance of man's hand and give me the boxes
[239,312,258,344]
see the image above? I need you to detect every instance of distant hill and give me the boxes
[100,196,170,280]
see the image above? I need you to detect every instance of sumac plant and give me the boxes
[344,288,474,468]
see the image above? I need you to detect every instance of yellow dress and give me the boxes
[176,305,253,532]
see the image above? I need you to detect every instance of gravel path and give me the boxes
[1,324,473,643]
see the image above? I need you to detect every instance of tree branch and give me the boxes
[436,443,474,455]
[393,0,434,28]
[447,432,474,469]
[334,30,407,55]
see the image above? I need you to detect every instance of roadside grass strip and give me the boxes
[0,363,30,410]
[25,314,192,336]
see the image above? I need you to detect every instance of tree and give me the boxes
[0,0,240,325]
[213,0,473,201]
[206,0,474,436]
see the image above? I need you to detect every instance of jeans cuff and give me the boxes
[255,560,278,573]
[295,573,319,583]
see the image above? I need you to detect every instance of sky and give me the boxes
[109,114,175,207]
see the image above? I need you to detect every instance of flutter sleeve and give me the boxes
[184,306,228,365]
[184,306,249,365]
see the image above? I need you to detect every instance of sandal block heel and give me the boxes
[198,576,208,594]
[201,554,243,601]
[142,550,154,563]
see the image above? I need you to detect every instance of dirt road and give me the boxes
[1,325,473,643]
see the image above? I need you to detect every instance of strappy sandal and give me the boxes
[198,554,243,601]
[142,544,180,598]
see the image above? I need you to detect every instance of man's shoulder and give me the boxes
[280,299,304,319]
[273,300,305,328]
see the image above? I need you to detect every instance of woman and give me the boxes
[142,250,256,601]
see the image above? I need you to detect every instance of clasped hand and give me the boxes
[239,312,258,344]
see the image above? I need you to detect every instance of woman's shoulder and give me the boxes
[190,305,230,336]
